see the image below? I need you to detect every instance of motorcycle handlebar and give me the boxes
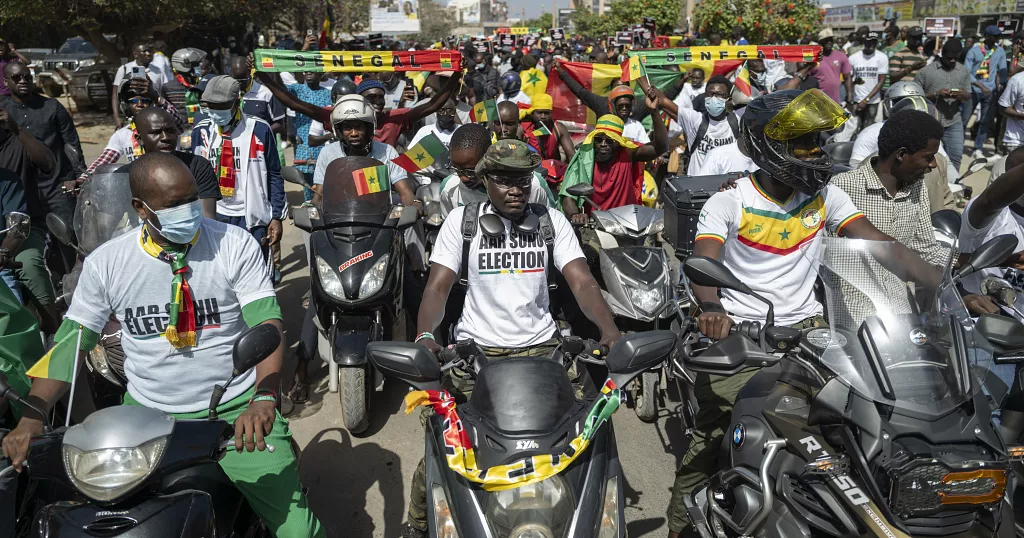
[217,439,276,453]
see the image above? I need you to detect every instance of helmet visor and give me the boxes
[765,89,849,141]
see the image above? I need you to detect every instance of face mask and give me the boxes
[146,200,202,244]
[752,71,767,84]
[706,96,727,117]
[208,108,234,126]
[476,63,485,70]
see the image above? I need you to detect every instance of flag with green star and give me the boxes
[392,133,448,173]
[519,67,548,101]
[627,55,646,81]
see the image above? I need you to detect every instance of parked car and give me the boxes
[40,36,117,111]
[18,47,52,82]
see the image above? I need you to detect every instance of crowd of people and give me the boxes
[0,21,1022,538]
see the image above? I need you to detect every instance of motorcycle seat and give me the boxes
[464,357,578,434]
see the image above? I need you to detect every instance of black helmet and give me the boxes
[117,80,149,120]
[739,89,849,195]
[331,78,358,104]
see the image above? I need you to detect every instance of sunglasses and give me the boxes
[455,166,478,180]
[7,73,31,82]
[437,108,457,116]
[128,97,153,106]
[490,174,532,189]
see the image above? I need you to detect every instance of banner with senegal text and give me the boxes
[253,48,462,73]
[629,46,822,67]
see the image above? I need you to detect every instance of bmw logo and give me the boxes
[732,423,745,448]
[909,328,928,346]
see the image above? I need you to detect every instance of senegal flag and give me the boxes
[627,56,646,81]
[0,282,46,418]
[519,67,548,101]
[471,99,498,123]
[548,61,684,127]
[734,64,752,97]
[353,165,390,195]
[393,133,447,173]
[532,123,552,137]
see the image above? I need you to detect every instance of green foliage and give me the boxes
[569,0,682,39]
[693,0,824,43]
[409,0,456,42]
[522,12,554,30]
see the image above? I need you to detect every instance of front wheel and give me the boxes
[339,366,370,433]
[633,370,659,423]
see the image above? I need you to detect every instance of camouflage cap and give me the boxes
[475,139,542,178]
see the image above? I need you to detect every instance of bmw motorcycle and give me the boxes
[365,330,677,537]
[565,183,675,423]
[675,231,1024,538]
[0,324,284,538]
[288,165,418,433]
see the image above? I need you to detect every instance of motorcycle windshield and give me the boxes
[320,171,391,226]
[804,238,1008,418]
[73,172,140,254]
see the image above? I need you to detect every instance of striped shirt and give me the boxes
[890,48,927,83]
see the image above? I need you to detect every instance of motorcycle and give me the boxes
[413,166,452,260]
[675,230,1024,538]
[565,183,675,423]
[287,165,418,433]
[364,330,677,537]
[0,324,284,537]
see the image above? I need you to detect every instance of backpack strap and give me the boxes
[531,203,558,291]
[686,114,711,160]
[459,202,480,286]
[726,112,740,141]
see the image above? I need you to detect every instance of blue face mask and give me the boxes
[706,96,727,117]
[145,200,202,244]
[207,108,234,126]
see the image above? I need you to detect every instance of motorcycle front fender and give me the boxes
[330,317,383,365]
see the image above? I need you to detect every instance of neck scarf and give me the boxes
[559,114,640,210]
[174,73,202,125]
[217,108,242,198]
[129,120,143,157]
[140,225,200,348]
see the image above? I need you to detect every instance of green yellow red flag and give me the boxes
[393,133,448,173]
[352,165,390,195]
[253,49,462,73]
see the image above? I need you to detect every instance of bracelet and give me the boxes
[250,395,277,405]
[699,301,727,314]
[415,332,435,343]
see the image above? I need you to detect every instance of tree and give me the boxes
[522,12,554,30]
[570,7,606,38]
[693,0,824,43]
[570,0,683,38]
[410,0,456,43]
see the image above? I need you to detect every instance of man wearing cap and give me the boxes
[915,40,973,170]
[849,32,889,131]
[191,76,284,259]
[965,25,1009,159]
[811,28,855,107]
[405,138,621,538]
[890,26,928,84]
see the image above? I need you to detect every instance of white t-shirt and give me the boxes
[67,220,276,412]
[850,122,960,182]
[384,79,407,110]
[408,123,458,149]
[849,51,889,104]
[677,108,738,176]
[697,143,758,175]
[151,52,175,84]
[112,61,168,93]
[497,92,532,108]
[313,140,408,187]
[958,199,1024,294]
[674,84,705,110]
[622,118,650,145]
[438,172,555,218]
[696,176,864,325]
[431,203,584,347]
[999,71,1024,149]
[104,126,142,165]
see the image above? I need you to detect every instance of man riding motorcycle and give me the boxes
[1,153,323,538]
[667,89,941,538]
[401,139,622,537]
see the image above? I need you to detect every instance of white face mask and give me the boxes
[145,200,203,244]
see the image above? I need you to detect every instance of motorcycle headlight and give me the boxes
[62,437,168,502]
[87,346,121,387]
[432,484,459,538]
[485,476,574,538]
[316,255,346,301]
[598,476,619,538]
[645,217,665,235]
[625,286,664,315]
[359,253,389,298]
[593,214,628,236]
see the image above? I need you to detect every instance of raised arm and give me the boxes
[554,61,610,115]
[406,72,465,124]
[632,93,668,161]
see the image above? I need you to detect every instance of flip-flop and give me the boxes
[288,380,311,404]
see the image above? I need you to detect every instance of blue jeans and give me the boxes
[215,214,269,261]
[301,172,315,203]
[970,90,996,152]
[1,269,21,304]
[942,121,966,173]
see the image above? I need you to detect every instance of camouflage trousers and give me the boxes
[667,315,825,535]
[408,338,585,530]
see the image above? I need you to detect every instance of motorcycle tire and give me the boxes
[633,370,660,423]
[340,367,370,433]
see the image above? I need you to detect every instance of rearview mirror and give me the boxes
[281,166,313,189]
[231,324,282,376]
[931,209,961,240]
[684,256,753,295]
[365,342,442,391]
[958,234,1018,278]
[565,183,595,198]
[396,205,418,231]
[976,313,1024,359]
[3,212,30,238]
[46,213,76,247]
[292,206,319,232]
[65,144,85,174]
[605,331,676,389]
[967,158,988,175]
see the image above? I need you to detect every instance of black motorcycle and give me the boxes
[0,324,284,537]
[365,331,677,537]
[287,165,418,433]
[675,232,1024,538]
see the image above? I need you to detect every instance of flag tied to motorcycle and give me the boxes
[27,320,98,383]
[393,133,447,173]
[403,379,622,491]
[253,49,462,73]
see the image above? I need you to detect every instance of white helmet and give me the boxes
[171,48,207,74]
[330,94,377,131]
[882,81,925,119]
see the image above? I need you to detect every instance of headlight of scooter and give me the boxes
[625,286,664,314]
[644,216,665,236]
[316,255,346,301]
[432,484,459,537]
[63,437,168,502]
[485,476,574,538]
[359,254,390,298]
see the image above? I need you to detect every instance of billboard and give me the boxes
[824,6,855,25]
[371,0,421,32]
[558,8,575,31]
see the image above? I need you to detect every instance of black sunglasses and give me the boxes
[7,73,31,82]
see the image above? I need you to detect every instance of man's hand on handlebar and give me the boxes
[599,330,622,352]
[421,337,443,358]
[698,311,733,340]
[0,417,45,472]
[570,213,589,226]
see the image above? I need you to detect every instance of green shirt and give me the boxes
[891,48,928,83]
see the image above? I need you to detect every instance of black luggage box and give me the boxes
[661,174,742,256]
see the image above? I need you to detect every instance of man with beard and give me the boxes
[0,38,30,103]
[915,39,973,170]
[519,94,576,161]
[890,26,927,83]
[810,28,855,107]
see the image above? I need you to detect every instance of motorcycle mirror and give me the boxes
[684,256,754,295]
[65,144,86,175]
[396,205,418,231]
[0,371,14,400]
[967,158,988,175]
[365,341,442,391]
[292,206,318,232]
[958,234,1018,278]
[231,324,281,377]
[605,331,676,389]
[930,209,961,241]
[565,183,595,198]
[46,213,77,248]
[281,166,313,190]
[976,313,1024,360]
